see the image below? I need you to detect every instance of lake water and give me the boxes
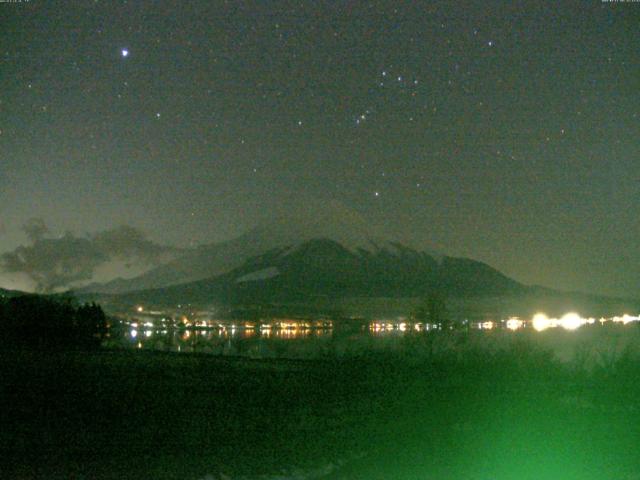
[105,322,418,358]
[102,314,640,364]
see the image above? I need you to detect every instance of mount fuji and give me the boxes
[82,203,525,305]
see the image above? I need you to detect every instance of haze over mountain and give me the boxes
[98,235,638,319]
[84,201,443,295]
[112,237,525,308]
[74,202,536,313]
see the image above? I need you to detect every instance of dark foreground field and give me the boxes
[2,331,640,480]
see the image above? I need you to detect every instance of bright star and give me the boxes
[121,49,129,57]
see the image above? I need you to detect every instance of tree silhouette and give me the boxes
[0,294,107,349]
[414,291,449,330]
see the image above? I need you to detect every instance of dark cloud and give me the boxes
[22,218,49,242]
[0,220,178,292]
[93,226,170,266]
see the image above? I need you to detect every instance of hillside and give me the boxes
[112,238,525,307]
[82,203,439,295]
[0,288,24,299]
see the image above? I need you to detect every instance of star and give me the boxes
[121,49,129,58]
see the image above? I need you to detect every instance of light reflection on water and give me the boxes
[105,313,640,358]
[114,323,442,357]
[108,323,341,357]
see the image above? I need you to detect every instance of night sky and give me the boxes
[0,1,638,297]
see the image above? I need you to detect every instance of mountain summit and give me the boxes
[80,204,534,310]
[110,237,524,307]
[85,203,441,294]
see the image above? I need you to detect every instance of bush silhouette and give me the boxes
[0,294,107,349]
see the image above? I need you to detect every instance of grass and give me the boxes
[2,327,640,479]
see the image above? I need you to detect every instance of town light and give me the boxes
[532,313,551,332]
[559,312,583,331]
[506,317,523,331]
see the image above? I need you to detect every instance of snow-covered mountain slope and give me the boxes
[84,203,441,294]
[112,238,525,306]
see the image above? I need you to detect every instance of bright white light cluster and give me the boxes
[532,312,596,332]
[611,314,640,325]
[506,317,523,331]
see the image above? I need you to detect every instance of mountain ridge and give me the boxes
[107,237,525,306]
[82,206,442,294]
